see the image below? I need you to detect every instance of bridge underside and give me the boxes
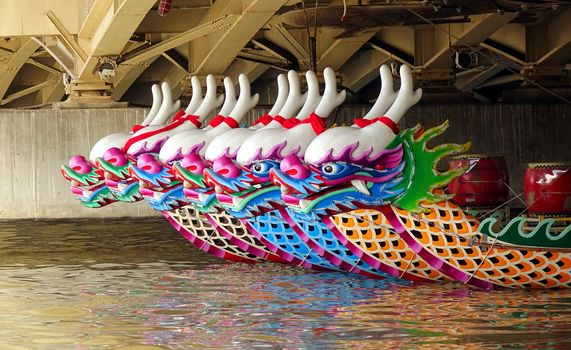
[0,0,570,107]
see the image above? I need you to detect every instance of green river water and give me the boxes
[0,218,570,349]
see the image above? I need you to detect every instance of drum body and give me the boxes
[524,163,571,215]
[448,155,509,206]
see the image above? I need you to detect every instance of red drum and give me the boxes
[448,155,509,206]
[524,163,571,215]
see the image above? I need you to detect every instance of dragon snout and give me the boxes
[212,156,242,178]
[102,147,128,166]
[136,154,163,174]
[69,155,94,174]
[280,155,310,180]
[181,153,207,174]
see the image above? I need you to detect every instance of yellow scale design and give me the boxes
[392,201,571,288]
[331,210,452,282]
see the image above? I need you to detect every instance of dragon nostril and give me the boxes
[212,156,241,178]
[281,155,310,180]
[142,164,153,171]
[188,164,197,172]
[109,157,117,165]
[285,168,299,176]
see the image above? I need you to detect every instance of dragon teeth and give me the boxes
[351,179,371,195]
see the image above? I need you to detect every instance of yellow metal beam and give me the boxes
[190,0,288,75]
[78,0,114,43]
[27,59,63,76]
[0,39,41,101]
[267,22,310,67]
[0,0,79,37]
[224,59,269,85]
[318,29,380,71]
[31,37,75,77]
[1,79,57,106]
[119,15,238,67]
[78,0,156,80]
[339,50,390,92]
[39,79,65,104]
[45,10,88,62]
[536,6,571,65]
[421,12,518,69]
[112,57,159,100]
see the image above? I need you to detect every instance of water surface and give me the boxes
[0,218,570,349]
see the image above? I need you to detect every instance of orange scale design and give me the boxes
[330,209,451,283]
[390,201,571,288]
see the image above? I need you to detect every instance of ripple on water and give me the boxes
[0,218,570,349]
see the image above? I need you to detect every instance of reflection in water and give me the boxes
[0,218,570,349]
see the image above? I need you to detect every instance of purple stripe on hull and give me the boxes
[320,215,433,283]
[382,207,495,289]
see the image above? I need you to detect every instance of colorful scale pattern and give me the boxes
[244,211,340,270]
[166,206,260,263]
[392,201,571,288]
[330,209,451,282]
[205,211,286,262]
[285,209,388,278]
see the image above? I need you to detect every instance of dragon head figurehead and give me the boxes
[60,82,182,208]
[61,154,115,208]
[127,75,240,211]
[204,68,345,216]
[95,147,142,203]
[271,65,470,215]
[162,74,263,213]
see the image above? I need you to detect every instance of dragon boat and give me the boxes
[61,63,571,288]
[61,77,263,263]
[270,65,571,288]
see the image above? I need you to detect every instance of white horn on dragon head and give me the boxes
[359,64,398,121]
[378,64,421,128]
[218,76,237,117]
[150,81,181,125]
[268,73,289,117]
[194,74,224,121]
[314,67,346,119]
[184,76,203,115]
[140,84,162,126]
[295,70,321,120]
[276,70,306,119]
[204,73,291,162]
[304,65,417,166]
[227,74,259,124]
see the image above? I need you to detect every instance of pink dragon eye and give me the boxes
[280,155,310,179]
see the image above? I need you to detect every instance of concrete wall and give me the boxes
[1,104,570,219]
[0,108,157,219]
